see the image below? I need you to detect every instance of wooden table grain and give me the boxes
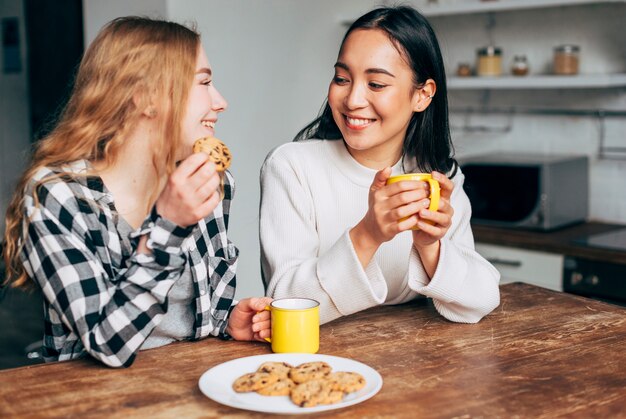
[1,283,625,418]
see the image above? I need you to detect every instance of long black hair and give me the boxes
[294,5,457,177]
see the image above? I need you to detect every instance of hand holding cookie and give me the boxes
[155,152,221,227]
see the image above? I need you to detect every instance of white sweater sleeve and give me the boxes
[260,152,387,324]
[407,173,501,323]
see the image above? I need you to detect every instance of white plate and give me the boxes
[198,353,383,414]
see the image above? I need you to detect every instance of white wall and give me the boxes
[0,0,30,237]
[83,0,167,46]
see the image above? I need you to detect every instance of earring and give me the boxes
[148,108,157,118]
[428,95,434,99]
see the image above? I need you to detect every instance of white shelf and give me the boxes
[447,74,626,89]
[340,0,625,23]
[413,0,624,17]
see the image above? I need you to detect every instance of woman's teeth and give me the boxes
[202,121,215,128]
[346,117,372,126]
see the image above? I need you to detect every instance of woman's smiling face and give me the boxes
[180,45,228,159]
[328,28,421,169]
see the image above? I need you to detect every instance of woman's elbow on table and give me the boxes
[88,352,137,369]
[434,294,499,324]
[432,274,501,323]
[78,341,139,368]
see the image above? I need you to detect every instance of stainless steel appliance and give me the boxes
[461,153,589,230]
[565,228,626,306]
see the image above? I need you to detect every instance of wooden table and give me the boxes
[1,283,625,418]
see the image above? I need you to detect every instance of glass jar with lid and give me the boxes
[511,55,529,76]
[553,45,580,75]
[456,62,472,77]
[476,46,502,77]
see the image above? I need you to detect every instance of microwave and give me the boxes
[460,153,589,230]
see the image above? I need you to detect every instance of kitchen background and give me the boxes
[1,0,625,368]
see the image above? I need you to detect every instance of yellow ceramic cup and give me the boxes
[264,298,320,353]
[386,173,440,230]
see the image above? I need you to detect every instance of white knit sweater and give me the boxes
[260,139,500,325]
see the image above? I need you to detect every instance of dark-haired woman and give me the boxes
[260,6,500,324]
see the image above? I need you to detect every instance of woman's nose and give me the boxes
[211,86,228,113]
[345,83,367,110]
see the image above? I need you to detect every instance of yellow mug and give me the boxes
[386,173,440,230]
[264,298,320,353]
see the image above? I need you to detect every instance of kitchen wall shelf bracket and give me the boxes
[597,111,626,160]
[451,106,626,159]
[452,106,514,134]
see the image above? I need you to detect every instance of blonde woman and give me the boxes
[2,17,271,368]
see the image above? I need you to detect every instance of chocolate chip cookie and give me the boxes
[192,136,232,172]
[289,361,332,384]
[232,372,278,393]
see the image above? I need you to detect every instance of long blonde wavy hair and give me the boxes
[2,16,200,288]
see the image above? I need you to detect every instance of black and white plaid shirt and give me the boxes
[20,160,238,367]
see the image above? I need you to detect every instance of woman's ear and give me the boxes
[412,78,437,113]
[133,91,158,118]
[144,107,157,118]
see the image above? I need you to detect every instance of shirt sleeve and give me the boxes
[406,172,501,323]
[260,152,388,325]
[22,184,192,368]
[205,235,238,338]
[202,170,238,339]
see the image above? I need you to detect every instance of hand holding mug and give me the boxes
[385,172,441,230]
[350,168,441,269]
[411,171,454,248]
[359,168,435,245]
[226,297,273,342]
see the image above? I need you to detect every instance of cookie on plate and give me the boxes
[290,379,344,408]
[326,371,366,393]
[257,361,293,379]
[232,372,278,393]
[289,361,332,384]
[256,377,297,396]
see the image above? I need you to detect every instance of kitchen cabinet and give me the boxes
[476,242,564,291]
[472,223,626,303]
